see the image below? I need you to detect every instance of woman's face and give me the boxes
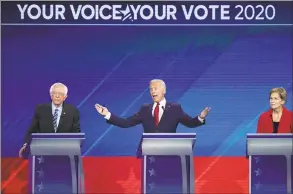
[270,92,285,110]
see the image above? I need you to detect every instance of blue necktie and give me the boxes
[53,109,58,132]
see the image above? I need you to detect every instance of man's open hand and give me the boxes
[199,107,211,119]
[95,104,109,116]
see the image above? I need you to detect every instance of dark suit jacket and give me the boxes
[257,107,292,133]
[24,103,81,143]
[107,102,205,133]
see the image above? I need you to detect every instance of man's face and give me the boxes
[50,87,67,106]
[150,82,165,102]
[270,92,284,110]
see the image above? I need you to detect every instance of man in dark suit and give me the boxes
[95,79,210,133]
[19,82,81,157]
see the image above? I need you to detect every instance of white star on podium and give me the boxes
[148,182,155,190]
[148,168,156,176]
[254,156,260,164]
[255,182,262,190]
[149,156,155,163]
[37,182,44,192]
[37,168,44,178]
[254,168,262,176]
[37,156,44,164]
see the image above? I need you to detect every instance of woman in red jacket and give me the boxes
[257,87,292,133]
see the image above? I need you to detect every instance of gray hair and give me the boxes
[49,82,68,95]
[150,79,166,94]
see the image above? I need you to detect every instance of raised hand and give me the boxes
[95,104,109,116]
[199,107,211,119]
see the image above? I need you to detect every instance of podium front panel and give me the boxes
[28,133,85,194]
[247,134,293,156]
[138,133,196,194]
[30,139,82,155]
[143,156,183,193]
[142,155,193,194]
[291,156,293,193]
[250,155,288,194]
[142,139,193,156]
[31,155,76,193]
[247,134,293,194]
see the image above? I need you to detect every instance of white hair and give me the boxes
[150,79,166,94]
[49,82,68,95]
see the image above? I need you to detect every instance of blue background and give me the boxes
[1,26,292,157]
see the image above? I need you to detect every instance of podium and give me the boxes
[247,133,293,194]
[137,133,196,194]
[28,133,85,194]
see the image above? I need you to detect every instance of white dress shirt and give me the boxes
[152,98,166,122]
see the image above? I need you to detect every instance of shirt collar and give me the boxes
[152,98,166,108]
[52,102,63,110]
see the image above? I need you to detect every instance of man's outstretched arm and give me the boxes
[178,105,210,128]
[95,104,143,128]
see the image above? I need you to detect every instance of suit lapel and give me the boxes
[147,104,153,116]
[46,103,55,132]
[158,102,171,126]
[147,104,157,128]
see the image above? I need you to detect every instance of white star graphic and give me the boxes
[119,5,133,22]
[254,156,260,164]
[148,182,155,190]
[254,168,262,176]
[37,168,44,178]
[37,156,44,164]
[254,182,262,190]
[149,156,155,163]
[148,168,156,176]
[37,182,44,192]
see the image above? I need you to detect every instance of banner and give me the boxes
[1,1,292,25]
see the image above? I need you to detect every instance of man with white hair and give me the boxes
[19,82,81,157]
[95,79,210,133]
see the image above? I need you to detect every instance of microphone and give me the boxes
[162,106,165,112]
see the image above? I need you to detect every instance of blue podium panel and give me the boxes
[291,156,293,193]
[250,155,287,194]
[247,134,293,194]
[142,155,193,193]
[28,133,85,194]
[31,156,74,193]
[138,133,195,194]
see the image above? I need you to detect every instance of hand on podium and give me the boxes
[95,104,109,116]
[18,143,27,158]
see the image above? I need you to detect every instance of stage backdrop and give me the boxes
[1,25,292,193]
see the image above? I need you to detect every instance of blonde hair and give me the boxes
[270,87,287,102]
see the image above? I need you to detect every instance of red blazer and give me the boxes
[257,107,292,133]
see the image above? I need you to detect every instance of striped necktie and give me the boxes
[53,109,59,132]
